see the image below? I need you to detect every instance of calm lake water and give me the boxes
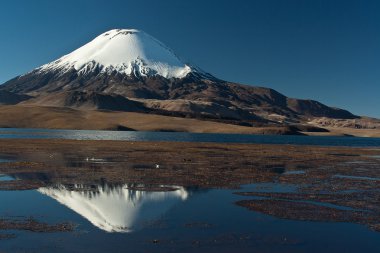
[1,180,380,253]
[1,128,380,146]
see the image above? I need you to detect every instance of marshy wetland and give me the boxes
[0,132,380,252]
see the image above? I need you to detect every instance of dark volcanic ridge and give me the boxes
[0,90,31,105]
[0,69,357,121]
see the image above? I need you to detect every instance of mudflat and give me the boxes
[1,105,380,137]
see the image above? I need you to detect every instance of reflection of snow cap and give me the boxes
[38,184,188,233]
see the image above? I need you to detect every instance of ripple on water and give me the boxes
[0,159,12,163]
[239,182,299,193]
[333,174,380,181]
[0,174,14,181]
[283,170,306,175]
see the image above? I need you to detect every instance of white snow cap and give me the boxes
[39,29,192,78]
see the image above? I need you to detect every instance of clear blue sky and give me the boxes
[0,0,379,117]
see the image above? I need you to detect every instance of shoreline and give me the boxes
[0,105,380,137]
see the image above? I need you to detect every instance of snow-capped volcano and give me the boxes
[38,29,192,78]
[0,28,358,123]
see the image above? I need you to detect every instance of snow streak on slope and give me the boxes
[38,29,192,78]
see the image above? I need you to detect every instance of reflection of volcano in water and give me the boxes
[38,184,188,233]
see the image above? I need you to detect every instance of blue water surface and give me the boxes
[1,128,380,147]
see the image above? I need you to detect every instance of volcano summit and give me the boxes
[37,29,192,79]
[0,29,378,135]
